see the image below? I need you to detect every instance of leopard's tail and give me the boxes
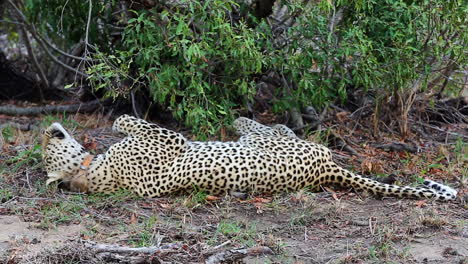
[318,163,457,201]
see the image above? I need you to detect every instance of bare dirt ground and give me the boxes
[0,113,467,263]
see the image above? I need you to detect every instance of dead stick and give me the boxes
[83,240,182,254]
[0,100,102,116]
[213,240,231,250]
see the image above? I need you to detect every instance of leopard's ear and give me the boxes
[43,123,68,142]
[50,129,65,139]
[42,123,68,157]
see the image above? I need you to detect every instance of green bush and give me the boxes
[10,0,466,137]
[88,0,265,138]
[264,0,466,113]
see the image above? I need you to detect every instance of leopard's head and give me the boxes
[42,123,89,187]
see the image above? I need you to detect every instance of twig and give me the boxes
[19,25,47,98]
[369,217,374,236]
[0,99,102,116]
[130,90,141,118]
[32,31,89,78]
[212,240,231,250]
[25,171,32,191]
[37,36,93,62]
[1,196,18,205]
[59,0,71,33]
[84,0,92,49]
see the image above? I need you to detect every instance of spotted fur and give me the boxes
[233,117,297,138]
[42,115,457,201]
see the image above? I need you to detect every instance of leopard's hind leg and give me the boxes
[233,117,296,138]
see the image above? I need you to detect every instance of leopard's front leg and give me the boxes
[113,115,187,145]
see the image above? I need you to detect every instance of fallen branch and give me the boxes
[83,240,182,254]
[0,100,102,116]
[205,246,274,264]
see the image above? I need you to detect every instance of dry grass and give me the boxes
[14,243,101,264]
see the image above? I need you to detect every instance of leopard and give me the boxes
[41,114,457,201]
